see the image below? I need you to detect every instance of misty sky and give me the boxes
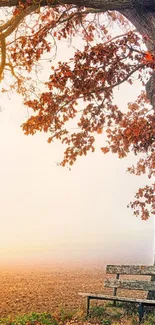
[0,21,154,268]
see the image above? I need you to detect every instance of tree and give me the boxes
[0,0,154,220]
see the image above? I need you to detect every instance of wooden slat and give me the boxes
[78,292,155,304]
[113,273,119,299]
[104,279,155,291]
[106,265,155,275]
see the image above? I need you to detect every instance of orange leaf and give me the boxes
[97,128,103,134]
[133,128,140,137]
[101,147,109,154]
[144,51,154,62]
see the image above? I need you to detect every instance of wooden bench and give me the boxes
[78,265,155,323]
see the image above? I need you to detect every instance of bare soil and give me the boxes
[0,266,146,318]
[0,266,104,317]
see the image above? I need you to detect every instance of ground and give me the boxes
[0,266,147,318]
[0,266,105,317]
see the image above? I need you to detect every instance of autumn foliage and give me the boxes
[0,1,154,220]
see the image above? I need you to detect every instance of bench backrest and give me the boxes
[104,265,155,296]
[106,265,155,276]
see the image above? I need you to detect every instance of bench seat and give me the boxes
[79,292,155,304]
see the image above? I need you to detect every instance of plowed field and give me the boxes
[0,266,104,317]
[0,266,146,318]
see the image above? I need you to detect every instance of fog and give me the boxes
[0,86,154,269]
[0,31,154,269]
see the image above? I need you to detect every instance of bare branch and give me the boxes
[0,34,6,80]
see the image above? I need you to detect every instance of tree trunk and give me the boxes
[120,8,155,109]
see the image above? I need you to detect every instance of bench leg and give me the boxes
[138,303,144,323]
[113,300,116,307]
[86,297,90,318]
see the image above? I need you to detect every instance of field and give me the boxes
[0,266,109,317]
[0,265,151,325]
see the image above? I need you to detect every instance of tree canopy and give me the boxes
[0,0,154,220]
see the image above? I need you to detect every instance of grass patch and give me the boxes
[0,313,58,325]
[101,320,112,325]
[54,308,75,323]
[89,306,106,318]
[143,312,155,325]
[88,304,125,324]
[119,302,138,316]
[1,307,155,325]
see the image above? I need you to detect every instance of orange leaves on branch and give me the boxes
[141,51,155,66]
[106,92,155,220]
[5,4,152,220]
[144,51,154,62]
[101,147,110,154]
[96,128,103,134]
[23,32,151,170]
[129,184,155,220]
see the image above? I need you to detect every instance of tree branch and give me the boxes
[0,0,154,11]
[0,4,38,80]
[3,5,38,37]
[0,34,6,80]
